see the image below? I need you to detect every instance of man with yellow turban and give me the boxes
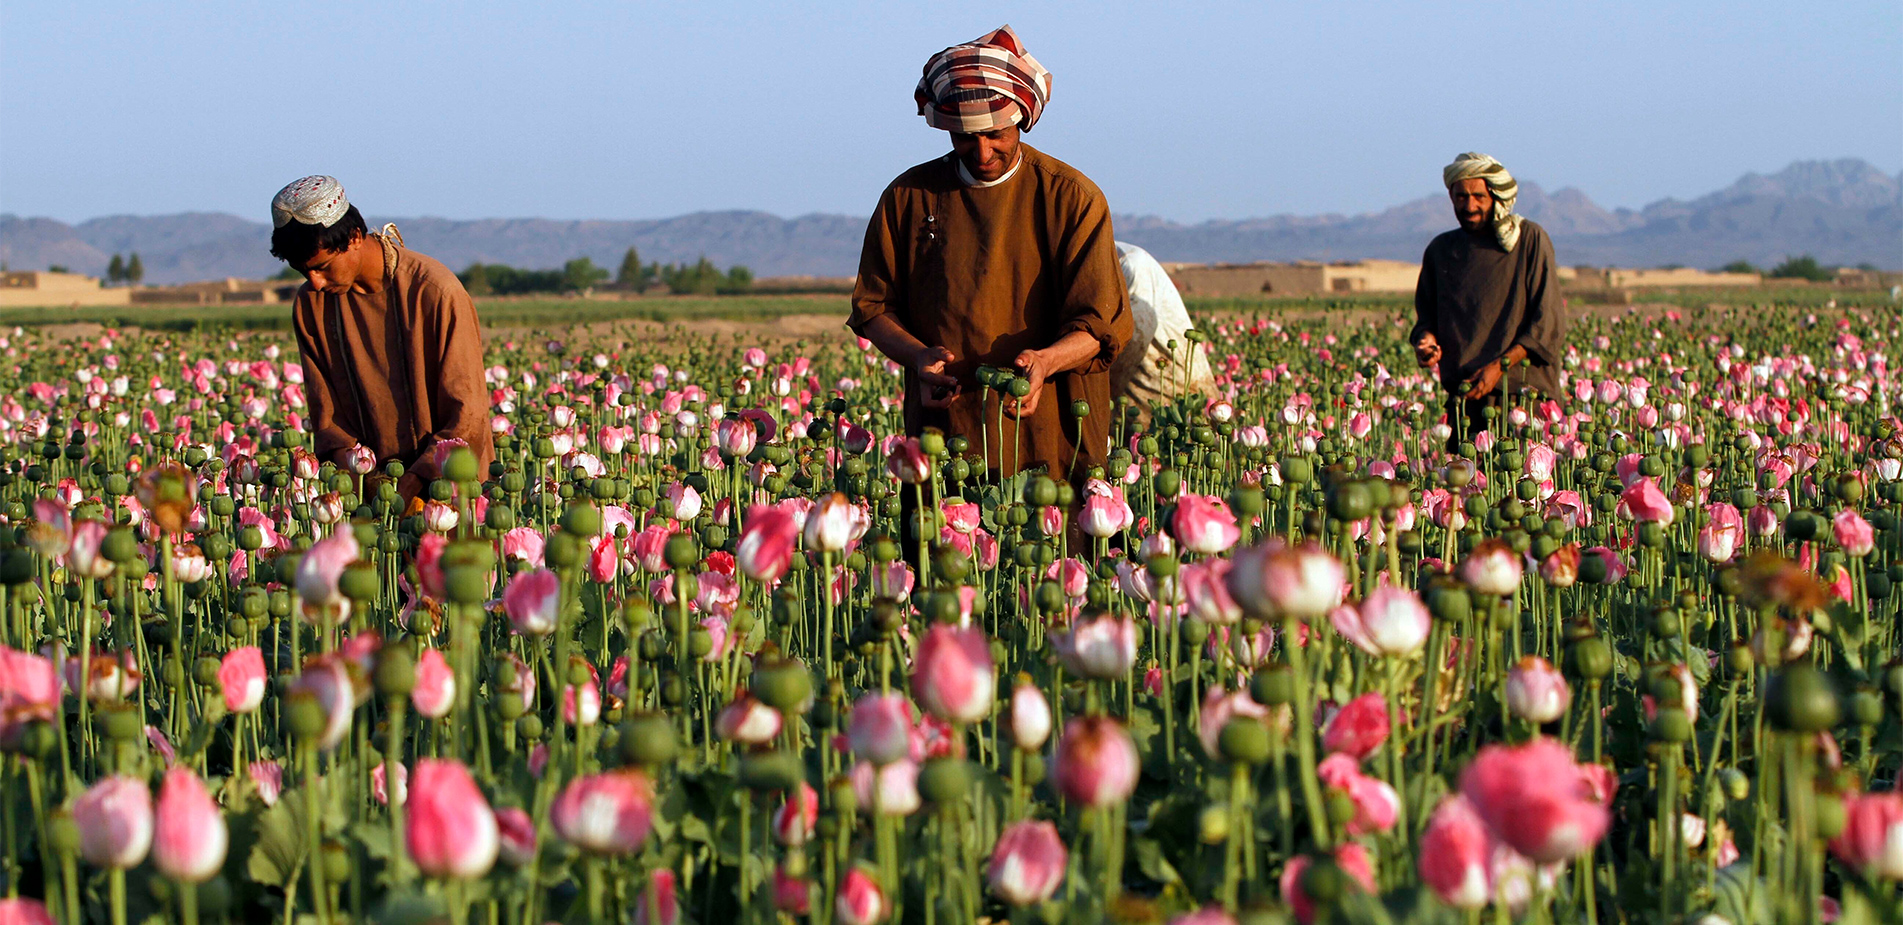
[1411,153,1566,442]
[851,25,1131,485]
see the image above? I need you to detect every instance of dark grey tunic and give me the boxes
[1411,219,1565,400]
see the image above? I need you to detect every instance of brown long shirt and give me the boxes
[849,145,1133,482]
[291,235,495,487]
[1412,219,1566,400]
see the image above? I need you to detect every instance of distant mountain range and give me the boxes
[2,159,1897,285]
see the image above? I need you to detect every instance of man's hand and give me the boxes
[1008,349,1050,418]
[1413,332,1442,368]
[1464,360,1504,400]
[912,345,960,409]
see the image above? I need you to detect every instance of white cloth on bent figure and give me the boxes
[1111,242,1215,403]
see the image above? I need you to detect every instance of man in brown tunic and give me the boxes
[850,26,1131,484]
[1411,153,1566,442]
[269,176,494,502]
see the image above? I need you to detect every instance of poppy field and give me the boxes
[0,297,1900,925]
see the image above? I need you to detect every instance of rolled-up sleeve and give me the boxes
[1053,183,1132,374]
[848,186,906,337]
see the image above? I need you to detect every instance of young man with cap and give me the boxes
[269,175,494,503]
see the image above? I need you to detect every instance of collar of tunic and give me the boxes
[955,152,1024,188]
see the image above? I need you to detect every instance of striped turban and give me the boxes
[915,25,1053,133]
[271,175,350,229]
[1443,153,1524,253]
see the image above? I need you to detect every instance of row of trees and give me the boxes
[104,253,144,285]
[460,247,753,296]
[1720,255,1881,281]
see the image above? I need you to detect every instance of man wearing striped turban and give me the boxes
[1412,153,1566,444]
[268,175,494,503]
[851,25,1131,488]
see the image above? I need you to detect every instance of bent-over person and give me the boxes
[1411,153,1566,445]
[269,175,495,504]
[850,26,1132,484]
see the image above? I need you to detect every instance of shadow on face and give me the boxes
[949,125,1022,182]
[293,231,368,294]
[1449,178,1494,233]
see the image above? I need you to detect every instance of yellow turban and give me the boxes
[1443,153,1523,253]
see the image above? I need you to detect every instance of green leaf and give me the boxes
[352,821,395,861]
[1133,837,1182,886]
[244,797,304,888]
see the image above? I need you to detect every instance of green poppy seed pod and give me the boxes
[918,757,972,803]
[486,504,516,531]
[375,647,416,697]
[238,525,265,551]
[516,714,545,741]
[1251,665,1295,706]
[619,713,678,767]
[1719,767,1751,802]
[193,656,221,687]
[1155,468,1182,498]
[1027,475,1058,507]
[1324,789,1359,827]
[1649,708,1694,743]
[286,694,327,742]
[561,502,602,539]
[1851,689,1884,726]
[753,661,813,713]
[1566,635,1614,681]
[339,564,379,602]
[1218,718,1271,765]
[1034,581,1067,614]
[1198,804,1231,844]
[1725,644,1755,676]
[546,532,581,569]
[495,693,525,721]
[1426,583,1471,622]
[664,534,699,571]
[1279,455,1313,485]
[443,447,479,483]
[385,460,406,479]
[919,430,947,458]
[1299,857,1348,906]
[1785,511,1818,542]
[1814,792,1847,840]
[1650,607,1681,639]
[1233,486,1266,516]
[1767,662,1840,733]
[47,811,79,857]
[0,549,34,585]
[737,751,803,793]
[240,587,268,618]
[102,527,141,564]
[443,566,488,605]
[1146,554,1179,579]
[1325,480,1373,522]
[1069,400,1090,418]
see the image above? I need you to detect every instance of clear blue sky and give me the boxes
[3,0,1897,225]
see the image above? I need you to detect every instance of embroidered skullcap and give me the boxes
[271,175,350,229]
